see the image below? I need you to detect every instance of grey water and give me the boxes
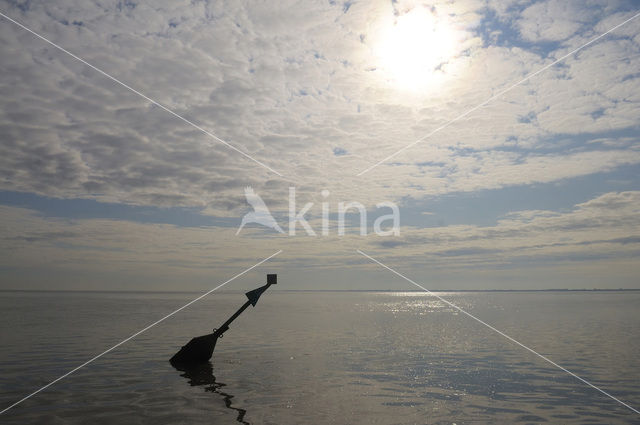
[1,290,639,424]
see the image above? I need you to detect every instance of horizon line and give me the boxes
[1,288,639,294]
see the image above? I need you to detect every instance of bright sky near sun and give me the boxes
[0,0,639,291]
[373,6,459,91]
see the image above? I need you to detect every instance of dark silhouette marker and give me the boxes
[170,274,277,365]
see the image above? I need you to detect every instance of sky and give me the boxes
[0,0,639,291]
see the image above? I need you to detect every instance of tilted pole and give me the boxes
[170,274,277,365]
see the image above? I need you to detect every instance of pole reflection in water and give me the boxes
[173,362,250,424]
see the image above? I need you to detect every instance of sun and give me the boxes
[374,7,458,92]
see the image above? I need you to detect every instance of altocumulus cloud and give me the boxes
[0,0,639,289]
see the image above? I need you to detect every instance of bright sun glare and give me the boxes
[375,8,458,92]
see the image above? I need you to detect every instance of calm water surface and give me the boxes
[1,291,639,424]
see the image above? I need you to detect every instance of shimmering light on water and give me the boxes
[1,291,639,424]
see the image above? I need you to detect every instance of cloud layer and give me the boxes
[0,0,639,289]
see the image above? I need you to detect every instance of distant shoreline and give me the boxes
[1,288,639,294]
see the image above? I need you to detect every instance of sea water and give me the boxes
[1,290,639,424]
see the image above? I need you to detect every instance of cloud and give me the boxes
[0,1,639,289]
[516,0,596,42]
[0,1,638,212]
[0,190,638,289]
[8,230,78,243]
